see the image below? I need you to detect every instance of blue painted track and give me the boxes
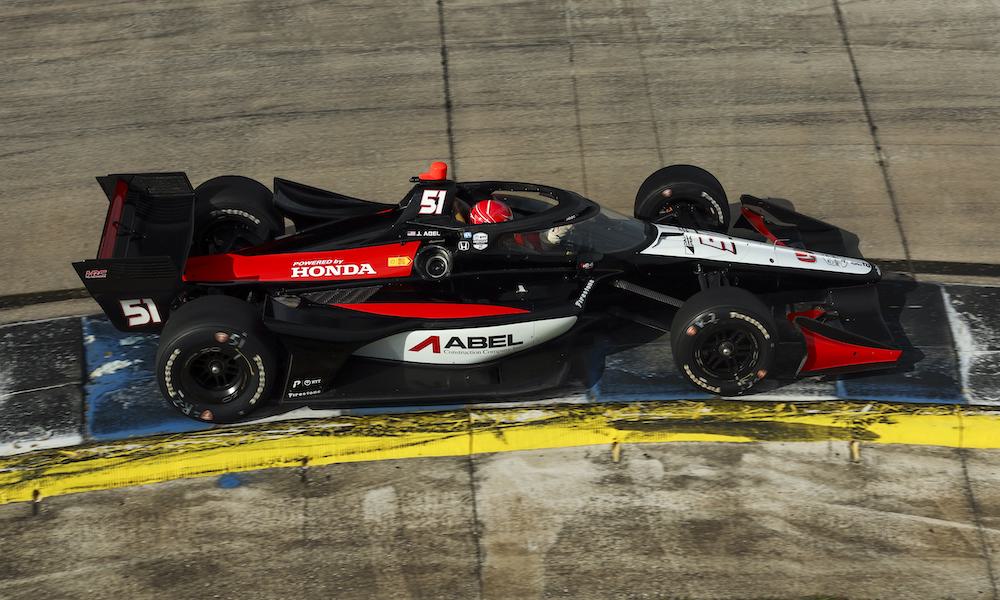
[72,280,988,444]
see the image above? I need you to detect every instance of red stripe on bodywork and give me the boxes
[183,242,421,283]
[97,179,129,259]
[333,302,529,319]
[741,207,785,246]
[799,327,902,373]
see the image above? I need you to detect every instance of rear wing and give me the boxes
[72,173,195,332]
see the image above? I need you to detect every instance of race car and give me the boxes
[73,162,903,422]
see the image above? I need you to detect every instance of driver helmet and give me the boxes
[469,199,514,225]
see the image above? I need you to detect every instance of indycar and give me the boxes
[74,161,904,422]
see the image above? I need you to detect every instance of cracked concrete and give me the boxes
[3,442,1000,599]
[3,0,1000,299]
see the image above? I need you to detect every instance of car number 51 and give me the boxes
[120,298,162,327]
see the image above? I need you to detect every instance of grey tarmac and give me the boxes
[2,442,1000,600]
[2,0,999,299]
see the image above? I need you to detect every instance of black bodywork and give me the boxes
[73,169,903,409]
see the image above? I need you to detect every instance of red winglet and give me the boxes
[799,326,902,373]
[741,207,785,245]
[787,308,826,322]
[418,161,449,181]
[97,179,129,259]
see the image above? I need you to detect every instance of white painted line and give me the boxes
[0,433,84,457]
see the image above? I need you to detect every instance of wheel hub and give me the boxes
[182,347,249,403]
[694,325,761,381]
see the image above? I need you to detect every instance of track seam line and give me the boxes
[623,0,665,166]
[564,0,590,196]
[436,0,457,176]
[959,445,1000,600]
[0,382,79,400]
[832,0,914,276]
[466,408,485,600]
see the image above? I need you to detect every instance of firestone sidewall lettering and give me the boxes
[642,224,874,276]
[352,316,577,365]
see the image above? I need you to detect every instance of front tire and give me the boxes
[671,287,776,396]
[155,295,278,422]
[634,164,731,233]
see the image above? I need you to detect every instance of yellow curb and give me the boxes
[2,401,999,505]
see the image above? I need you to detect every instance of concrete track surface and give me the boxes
[3,442,1000,600]
[2,0,1000,299]
[4,0,1000,598]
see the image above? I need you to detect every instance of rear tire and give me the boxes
[191,176,284,255]
[671,287,776,396]
[634,165,731,233]
[155,295,278,422]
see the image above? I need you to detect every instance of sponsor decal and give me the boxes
[353,316,578,365]
[409,334,524,354]
[641,224,875,276]
[85,268,108,279]
[472,231,488,251]
[824,256,849,268]
[418,189,448,215]
[463,231,473,239]
[291,378,322,389]
[287,377,323,399]
[575,278,595,308]
[291,258,377,279]
[387,256,413,267]
[699,236,737,255]
[406,229,441,238]
[183,242,420,283]
[457,241,471,251]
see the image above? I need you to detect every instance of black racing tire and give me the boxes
[670,287,776,396]
[634,164,731,233]
[191,176,284,256]
[155,295,278,423]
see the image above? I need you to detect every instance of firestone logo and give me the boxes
[290,258,376,279]
[409,334,524,353]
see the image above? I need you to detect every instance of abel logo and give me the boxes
[408,334,523,353]
[352,317,578,365]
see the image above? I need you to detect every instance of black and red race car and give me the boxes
[73,162,904,422]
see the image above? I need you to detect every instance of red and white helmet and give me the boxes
[468,199,513,225]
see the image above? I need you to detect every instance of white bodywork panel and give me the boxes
[641,224,875,276]
[352,316,578,365]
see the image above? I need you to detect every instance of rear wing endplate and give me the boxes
[73,173,195,332]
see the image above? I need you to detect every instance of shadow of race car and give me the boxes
[73,162,904,422]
